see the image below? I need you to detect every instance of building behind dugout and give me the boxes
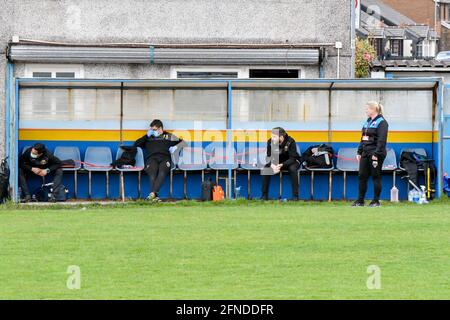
[0,0,355,158]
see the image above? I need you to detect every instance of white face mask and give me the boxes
[30,152,39,159]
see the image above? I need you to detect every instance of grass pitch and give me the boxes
[0,199,449,300]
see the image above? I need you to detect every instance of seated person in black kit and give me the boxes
[19,143,63,202]
[134,119,186,202]
[261,127,302,201]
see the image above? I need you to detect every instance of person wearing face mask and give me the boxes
[18,143,63,202]
[134,119,186,202]
[260,127,301,201]
[352,101,389,207]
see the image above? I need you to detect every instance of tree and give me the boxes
[355,38,376,78]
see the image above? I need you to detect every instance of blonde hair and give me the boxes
[366,101,384,115]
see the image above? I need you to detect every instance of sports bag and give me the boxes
[302,144,334,169]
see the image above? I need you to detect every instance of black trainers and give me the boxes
[290,196,299,201]
[351,200,365,207]
[369,200,381,207]
[21,195,31,203]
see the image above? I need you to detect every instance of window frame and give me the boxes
[24,64,85,78]
[170,65,305,79]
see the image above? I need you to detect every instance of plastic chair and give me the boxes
[169,147,181,199]
[383,148,398,189]
[238,145,268,199]
[303,147,335,201]
[206,143,238,198]
[177,147,207,199]
[115,147,144,201]
[336,148,359,200]
[83,147,113,199]
[54,146,81,198]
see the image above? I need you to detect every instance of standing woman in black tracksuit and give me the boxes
[353,101,389,207]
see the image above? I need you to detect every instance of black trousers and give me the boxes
[261,161,300,198]
[357,155,385,202]
[144,157,171,194]
[18,167,63,197]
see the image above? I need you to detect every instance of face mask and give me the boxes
[152,130,161,137]
[30,152,39,159]
[147,129,160,137]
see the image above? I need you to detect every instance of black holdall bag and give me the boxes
[302,144,335,169]
[111,146,137,168]
[201,178,217,201]
[32,183,68,202]
[0,157,10,203]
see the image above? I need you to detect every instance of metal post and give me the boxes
[328,171,332,202]
[138,171,141,199]
[106,172,109,199]
[310,171,314,200]
[343,171,347,200]
[247,171,251,200]
[169,170,173,199]
[298,169,301,199]
[279,171,283,199]
[234,169,237,198]
[88,171,92,199]
[74,171,78,199]
[227,81,233,199]
[183,171,187,199]
[120,172,125,202]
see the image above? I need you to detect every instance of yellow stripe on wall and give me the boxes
[19,129,121,142]
[19,129,439,143]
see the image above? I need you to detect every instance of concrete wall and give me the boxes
[0,0,354,157]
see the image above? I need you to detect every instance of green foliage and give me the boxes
[355,38,377,78]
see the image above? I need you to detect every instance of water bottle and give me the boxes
[408,189,414,202]
[419,186,428,204]
[412,190,420,203]
[390,186,399,202]
[235,186,241,199]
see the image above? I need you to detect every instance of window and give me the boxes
[176,71,239,79]
[123,89,227,129]
[32,72,52,78]
[55,72,76,78]
[171,67,245,79]
[390,39,403,57]
[249,69,299,78]
[171,66,304,79]
[25,64,84,78]
[370,38,383,58]
[416,42,423,59]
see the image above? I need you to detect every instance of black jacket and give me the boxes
[266,135,301,168]
[19,147,62,173]
[134,131,186,161]
[357,114,389,158]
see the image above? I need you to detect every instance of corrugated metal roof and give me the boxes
[8,45,320,65]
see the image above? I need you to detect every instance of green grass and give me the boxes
[0,199,449,300]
